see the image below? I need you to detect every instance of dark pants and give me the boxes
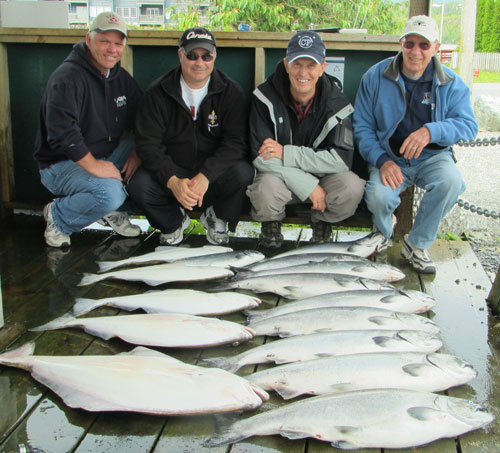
[128,161,254,233]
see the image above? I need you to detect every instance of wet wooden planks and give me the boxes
[0,216,498,452]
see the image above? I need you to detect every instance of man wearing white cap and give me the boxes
[353,15,478,273]
[35,12,143,247]
[247,30,365,248]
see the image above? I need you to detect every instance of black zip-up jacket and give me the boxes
[135,66,249,187]
[34,41,143,169]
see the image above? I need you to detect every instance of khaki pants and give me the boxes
[246,171,365,223]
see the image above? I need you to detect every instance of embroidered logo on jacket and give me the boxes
[421,92,432,105]
[115,95,127,108]
[208,110,219,129]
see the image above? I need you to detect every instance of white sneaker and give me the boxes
[200,206,229,245]
[159,211,191,246]
[401,234,436,274]
[43,202,71,248]
[97,211,141,237]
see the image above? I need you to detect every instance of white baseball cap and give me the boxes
[400,15,439,43]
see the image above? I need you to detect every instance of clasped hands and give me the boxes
[167,173,209,211]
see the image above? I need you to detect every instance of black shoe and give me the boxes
[259,221,283,249]
[310,220,332,244]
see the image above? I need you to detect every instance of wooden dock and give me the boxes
[0,214,499,453]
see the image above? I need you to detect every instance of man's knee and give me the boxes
[97,179,127,212]
[127,169,160,206]
[230,160,255,187]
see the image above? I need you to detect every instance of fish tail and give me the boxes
[243,309,267,322]
[0,341,35,367]
[229,267,252,280]
[203,415,248,447]
[30,313,76,332]
[202,356,241,373]
[73,298,102,316]
[78,273,105,286]
[96,260,118,273]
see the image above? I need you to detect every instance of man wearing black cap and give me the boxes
[34,11,143,248]
[128,27,253,246]
[247,30,365,248]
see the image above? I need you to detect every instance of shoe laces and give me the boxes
[206,208,227,233]
[106,211,127,227]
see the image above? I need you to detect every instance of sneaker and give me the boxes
[365,214,397,253]
[401,234,436,274]
[159,211,191,246]
[200,206,229,245]
[97,211,141,237]
[310,220,332,244]
[259,221,284,249]
[43,202,71,248]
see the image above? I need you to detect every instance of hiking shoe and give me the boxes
[401,234,436,274]
[259,221,283,249]
[43,202,71,248]
[97,211,141,237]
[200,206,229,245]
[310,220,332,244]
[159,211,191,246]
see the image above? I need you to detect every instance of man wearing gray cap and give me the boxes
[247,30,365,248]
[128,27,253,245]
[353,15,478,273]
[34,11,143,247]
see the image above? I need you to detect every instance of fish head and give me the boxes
[426,353,477,381]
[395,313,440,334]
[370,263,406,281]
[397,330,443,351]
[434,395,495,428]
[400,290,437,311]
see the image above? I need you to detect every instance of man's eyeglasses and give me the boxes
[402,40,432,51]
[184,50,214,62]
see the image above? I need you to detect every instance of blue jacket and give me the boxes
[353,53,478,168]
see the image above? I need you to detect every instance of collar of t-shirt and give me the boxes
[180,75,210,120]
[293,96,315,122]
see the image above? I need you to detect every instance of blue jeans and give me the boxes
[365,152,465,250]
[40,138,134,234]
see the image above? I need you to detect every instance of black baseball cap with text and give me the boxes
[179,27,216,53]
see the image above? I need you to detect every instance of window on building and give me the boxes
[116,7,137,19]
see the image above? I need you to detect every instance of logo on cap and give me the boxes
[298,35,314,49]
[109,17,118,23]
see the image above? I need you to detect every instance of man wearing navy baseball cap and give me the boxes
[246,30,365,248]
[129,27,253,246]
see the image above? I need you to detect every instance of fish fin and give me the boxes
[282,286,300,297]
[229,267,252,279]
[0,341,36,365]
[243,309,266,322]
[315,352,334,358]
[202,356,240,373]
[205,281,236,292]
[274,386,303,400]
[29,313,76,332]
[202,414,247,447]
[402,364,427,377]
[96,260,120,273]
[119,346,174,359]
[331,439,360,450]
[408,406,444,422]
[78,273,105,286]
[373,335,396,347]
[279,429,310,440]
[368,315,394,327]
[277,331,294,338]
[73,298,102,316]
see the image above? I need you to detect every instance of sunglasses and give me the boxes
[184,51,214,62]
[402,40,432,51]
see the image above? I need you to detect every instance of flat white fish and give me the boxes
[235,260,404,282]
[97,245,233,272]
[246,351,477,399]
[245,252,370,272]
[203,389,494,448]
[210,273,393,299]
[203,329,443,373]
[79,263,233,287]
[175,250,264,268]
[245,289,435,322]
[31,313,255,348]
[247,306,439,337]
[0,343,268,415]
[270,232,386,259]
[73,289,261,316]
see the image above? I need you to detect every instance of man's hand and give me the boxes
[258,137,284,160]
[400,126,431,160]
[309,184,327,212]
[167,175,202,211]
[77,153,122,180]
[121,151,141,183]
[380,161,404,190]
[188,173,209,207]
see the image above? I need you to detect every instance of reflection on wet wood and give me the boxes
[0,215,497,453]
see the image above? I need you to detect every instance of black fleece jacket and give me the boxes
[34,41,143,169]
[135,66,249,187]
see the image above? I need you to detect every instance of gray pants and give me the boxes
[246,172,365,223]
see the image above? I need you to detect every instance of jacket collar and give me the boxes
[384,52,453,86]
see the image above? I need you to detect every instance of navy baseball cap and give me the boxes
[286,30,326,64]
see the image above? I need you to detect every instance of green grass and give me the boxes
[473,70,500,83]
